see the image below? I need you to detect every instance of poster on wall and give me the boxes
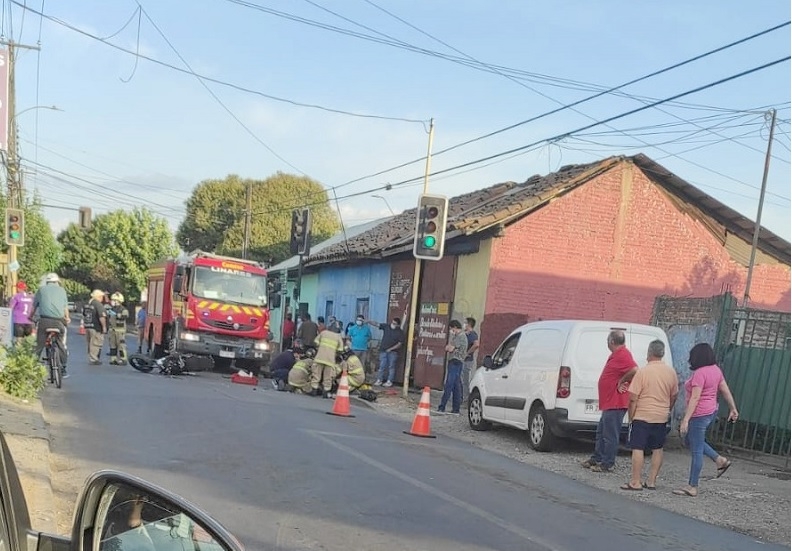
[0,307,12,348]
[387,260,415,383]
[414,302,450,389]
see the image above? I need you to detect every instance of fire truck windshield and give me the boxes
[191,266,268,307]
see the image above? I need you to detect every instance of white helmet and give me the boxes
[111,292,124,303]
[43,272,60,284]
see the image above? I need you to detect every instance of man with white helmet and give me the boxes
[30,272,70,377]
[107,292,130,365]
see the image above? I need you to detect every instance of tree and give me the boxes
[17,200,61,292]
[58,208,177,301]
[177,172,340,264]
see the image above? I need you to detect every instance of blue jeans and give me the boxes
[439,359,463,413]
[378,351,398,383]
[590,409,626,468]
[685,412,719,487]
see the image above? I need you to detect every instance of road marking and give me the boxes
[305,429,461,451]
[308,431,565,551]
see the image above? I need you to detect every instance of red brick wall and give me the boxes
[480,162,791,356]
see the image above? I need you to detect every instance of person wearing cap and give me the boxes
[83,289,108,365]
[346,314,372,375]
[9,281,34,343]
[288,347,315,394]
[30,273,70,376]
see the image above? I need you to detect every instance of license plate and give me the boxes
[219,350,235,358]
[585,400,598,414]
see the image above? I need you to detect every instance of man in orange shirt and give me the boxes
[621,340,679,491]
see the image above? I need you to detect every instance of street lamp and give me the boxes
[372,194,396,216]
[12,105,62,121]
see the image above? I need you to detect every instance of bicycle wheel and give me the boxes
[50,348,62,389]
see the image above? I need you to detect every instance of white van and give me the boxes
[467,320,673,452]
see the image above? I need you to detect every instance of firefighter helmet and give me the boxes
[111,292,124,303]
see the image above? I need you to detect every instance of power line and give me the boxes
[320,21,792,196]
[248,56,791,217]
[11,0,428,125]
[227,0,789,116]
[136,1,306,174]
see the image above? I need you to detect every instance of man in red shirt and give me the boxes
[581,330,638,473]
[282,313,295,351]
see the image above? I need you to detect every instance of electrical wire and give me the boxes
[136,1,306,174]
[11,0,428,124]
[246,56,791,216]
[227,0,789,115]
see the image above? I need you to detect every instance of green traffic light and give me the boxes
[423,235,436,248]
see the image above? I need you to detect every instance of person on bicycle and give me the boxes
[108,292,130,366]
[30,273,70,377]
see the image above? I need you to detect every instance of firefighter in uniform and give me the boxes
[339,348,366,391]
[311,320,345,398]
[108,292,130,365]
[288,347,315,394]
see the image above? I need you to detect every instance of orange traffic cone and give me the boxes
[79,322,86,335]
[326,369,355,418]
[404,387,436,438]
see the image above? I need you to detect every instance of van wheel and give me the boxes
[468,390,491,431]
[528,405,555,452]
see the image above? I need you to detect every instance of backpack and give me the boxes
[82,304,95,327]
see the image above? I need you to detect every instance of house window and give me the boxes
[325,300,334,321]
[356,298,370,320]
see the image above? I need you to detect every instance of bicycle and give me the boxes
[44,328,64,389]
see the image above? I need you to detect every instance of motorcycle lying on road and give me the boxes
[128,353,195,376]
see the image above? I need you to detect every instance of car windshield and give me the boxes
[191,266,268,307]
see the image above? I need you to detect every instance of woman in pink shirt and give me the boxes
[674,343,739,497]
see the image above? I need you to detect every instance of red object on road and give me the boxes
[231,372,258,386]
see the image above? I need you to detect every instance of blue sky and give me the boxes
[6,0,791,241]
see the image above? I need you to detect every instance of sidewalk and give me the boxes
[369,387,791,546]
[0,393,57,534]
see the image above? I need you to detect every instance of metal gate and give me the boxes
[710,302,791,458]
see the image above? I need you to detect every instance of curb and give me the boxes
[0,393,57,534]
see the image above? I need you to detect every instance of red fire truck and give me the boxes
[143,250,273,373]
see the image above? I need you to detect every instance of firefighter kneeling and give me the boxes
[108,292,129,365]
[338,348,377,402]
[287,347,316,394]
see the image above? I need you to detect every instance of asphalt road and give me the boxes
[40,326,788,551]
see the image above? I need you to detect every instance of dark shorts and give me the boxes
[13,323,33,338]
[628,420,667,450]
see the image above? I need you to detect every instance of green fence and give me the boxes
[710,304,791,458]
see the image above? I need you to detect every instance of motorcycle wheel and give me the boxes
[129,354,154,373]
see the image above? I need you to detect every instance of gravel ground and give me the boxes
[367,389,791,546]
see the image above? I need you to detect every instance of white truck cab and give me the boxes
[468,320,673,451]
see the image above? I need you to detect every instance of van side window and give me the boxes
[492,333,521,369]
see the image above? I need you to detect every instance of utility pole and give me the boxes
[743,108,777,307]
[242,181,252,259]
[1,40,40,296]
[402,118,435,398]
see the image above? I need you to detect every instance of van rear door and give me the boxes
[564,326,615,423]
[628,325,673,369]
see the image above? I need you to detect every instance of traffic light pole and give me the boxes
[402,118,434,398]
[2,40,40,296]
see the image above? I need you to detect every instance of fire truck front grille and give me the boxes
[205,320,256,331]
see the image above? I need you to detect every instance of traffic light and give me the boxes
[290,208,312,256]
[5,208,24,247]
[413,193,448,261]
[78,206,92,230]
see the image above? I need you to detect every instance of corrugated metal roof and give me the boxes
[303,154,790,267]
